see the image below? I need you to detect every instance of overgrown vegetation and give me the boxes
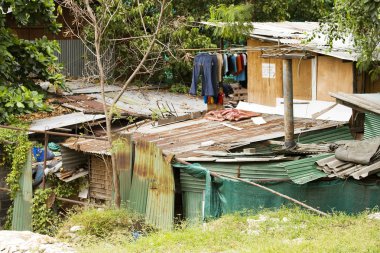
[74,207,380,253]
[0,0,65,123]
[321,0,380,78]
[0,125,31,197]
[31,176,86,235]
[58,208,155,245]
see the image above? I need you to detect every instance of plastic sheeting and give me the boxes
[174,163,380,220]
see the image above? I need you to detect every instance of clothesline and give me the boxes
[178,44,299,53]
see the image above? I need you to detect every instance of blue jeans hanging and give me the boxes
[190,53,218,96]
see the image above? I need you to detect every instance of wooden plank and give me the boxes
[292,58,312,100]
[247,39,283,106]
[317,56,353,101]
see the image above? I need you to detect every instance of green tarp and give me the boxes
[174,163,380,219]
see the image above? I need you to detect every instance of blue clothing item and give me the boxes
[190,53,218,96]
[230,54,238,75]
[234,69,246,81]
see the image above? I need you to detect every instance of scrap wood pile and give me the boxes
[315,137,380,180]
[204,108,261,121]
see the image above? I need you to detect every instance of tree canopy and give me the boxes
[321,0,380,78]
[0,0,64,123]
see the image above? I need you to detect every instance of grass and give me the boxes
[62,207,380,253]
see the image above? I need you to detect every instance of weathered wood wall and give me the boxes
[316,56,353,101]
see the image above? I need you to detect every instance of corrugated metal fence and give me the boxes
[55,40,87,77]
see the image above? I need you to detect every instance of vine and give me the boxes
[0,124,31,198]
[31,175,86,235]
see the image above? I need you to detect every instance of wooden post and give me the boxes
[283,59,296,148]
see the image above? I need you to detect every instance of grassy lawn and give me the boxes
[60,207,380,253]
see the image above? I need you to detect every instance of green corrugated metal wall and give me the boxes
[114,134,133,207]
[12,151,32,231]
[182,191,203,223]
[364,113,380,140]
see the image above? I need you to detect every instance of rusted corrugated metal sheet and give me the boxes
[114,134,133,206]
[132,115,343,159]
[12,151,32,231]
[129,141,174,230]
[61,137,111,155]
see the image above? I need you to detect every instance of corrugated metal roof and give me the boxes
[131,115,344,159]
[331,92,380,116]
[12,151,32,231]
[297,126,353,144]
[201,21,360,61]
[364,113,380,140]
[316,155,380,180]
[61,137,111,155]
[276,154,330,184]
[29,112,105,133]
[89,90,206,118]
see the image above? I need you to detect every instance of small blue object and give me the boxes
[32,147,55,162]
[132,231,142,240]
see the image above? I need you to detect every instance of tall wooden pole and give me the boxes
[283,59,296,148]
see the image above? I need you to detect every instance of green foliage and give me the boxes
[209,4,254,42]
[0,1,64,123]
[58,207,155,245]
[320,0,380,78]
[77,207,380,253]
[0,85,49,123]
[31,176,86,235]
[32,188,62,236]
[169,83,201,95]
[169,83,190,94]
[0,126,31,198]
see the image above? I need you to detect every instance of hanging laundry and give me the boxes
[223,54,228,75]
[236,54,244,75]
[235,53,247,84]
[230,54,238,75]
[216,53,223,83]
[190,53,219,96]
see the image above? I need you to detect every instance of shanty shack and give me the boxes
[59,107,380,229]
[203,22,380,106]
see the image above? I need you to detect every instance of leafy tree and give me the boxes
[60,0,168,208]
[0,0,64,123]
[320,0,380,78]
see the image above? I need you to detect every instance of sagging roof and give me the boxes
[57,81,206,118]
[61,137,110,155]
[29,112,105,133]
[130,114,344,159]
[330,92,380,116]
[201,21,360,61]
